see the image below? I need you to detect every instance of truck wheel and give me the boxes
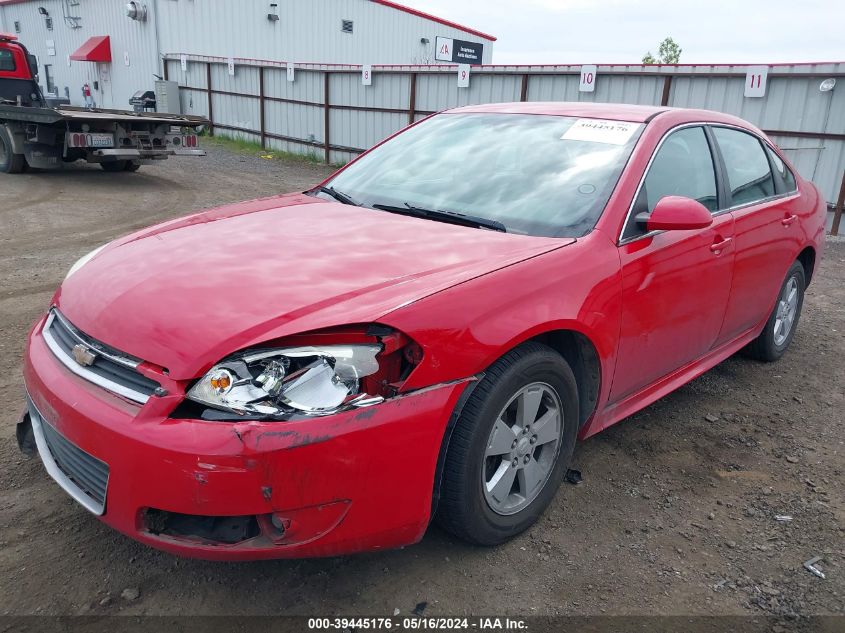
[101,160,128,172]
[0,127,26,174]
[124,160,141,172]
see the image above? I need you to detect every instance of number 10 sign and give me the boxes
[745,66,768,98]
[579,65,597,93]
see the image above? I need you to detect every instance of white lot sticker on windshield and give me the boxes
[561,119,642,145]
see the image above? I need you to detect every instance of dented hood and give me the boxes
[56,194,570,378]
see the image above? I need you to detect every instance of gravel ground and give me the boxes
[0,141,842,622]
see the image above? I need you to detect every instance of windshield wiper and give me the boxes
[315,185,360,206]
[372,202,507,233]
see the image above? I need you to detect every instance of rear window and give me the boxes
[0,49,17,72]
[766,146,797,193]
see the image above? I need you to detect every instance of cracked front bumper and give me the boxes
[21,318,467,560]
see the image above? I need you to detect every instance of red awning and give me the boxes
[70,36,111,63]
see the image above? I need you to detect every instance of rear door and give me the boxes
[610,125,735,404]
[709,126,801,343]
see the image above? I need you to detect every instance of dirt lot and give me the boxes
[0,141,842,620]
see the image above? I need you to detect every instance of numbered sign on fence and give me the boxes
[287,62,295,82]
[744,66,768,98]
[579,65,597,92]
[180,54,187,71]
[362,64,372,86]
[227,57,235,76]
[457,64,470,88]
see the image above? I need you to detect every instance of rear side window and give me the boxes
[713,127,776,206]
[0,49,17,72]
[623,126,718,240]
[765,146,797,193]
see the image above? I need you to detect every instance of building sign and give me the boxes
[435,36,483,64]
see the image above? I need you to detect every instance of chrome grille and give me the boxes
[42,309,160,404]
[27,397,109,515]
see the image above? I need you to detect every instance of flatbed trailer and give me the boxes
[1,32,207,173]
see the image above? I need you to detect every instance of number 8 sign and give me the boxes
[362,64,372,86]
[457,64,470,88]
[579,65,597,93]
[744,65,768,98]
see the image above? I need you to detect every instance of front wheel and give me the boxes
[124,160,141,172]
[746,260,806,362]
[436,342,578,545]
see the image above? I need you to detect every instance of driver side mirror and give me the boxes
[635,196,713,232]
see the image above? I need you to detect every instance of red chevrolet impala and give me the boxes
[18,103,826,559]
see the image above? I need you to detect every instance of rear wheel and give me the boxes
[0,126,26,174]
[746,260,805,362]
[124,160,141,172]
[100,160,128,172]
[436,342,578,545]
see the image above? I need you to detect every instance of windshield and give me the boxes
[324,113,643,237]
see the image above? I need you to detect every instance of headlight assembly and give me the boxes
[187,344,386,418]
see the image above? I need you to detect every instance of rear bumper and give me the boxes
[22,317,467,560]
[91,148,206,160]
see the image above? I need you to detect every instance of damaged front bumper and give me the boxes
[21,322,469,560]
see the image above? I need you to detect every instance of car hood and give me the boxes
[56,194,572,378]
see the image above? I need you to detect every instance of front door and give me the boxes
[610,125,735,403]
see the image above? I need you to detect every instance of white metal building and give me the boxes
[0,0,495,108]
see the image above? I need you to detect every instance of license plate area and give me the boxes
[67,132,115,148]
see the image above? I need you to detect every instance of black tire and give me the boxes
[746,260,806,362]
[436,342,579,545]
[0,126,26,174]
[100,160,128,172]
[124,160,141,172]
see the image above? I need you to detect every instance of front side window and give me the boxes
[765,145,797,193]
[325,113,643,237]
[622,126,717,240]
[0,49,16,72]
[713,127,775,207]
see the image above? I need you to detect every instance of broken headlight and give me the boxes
[187,344,384,418]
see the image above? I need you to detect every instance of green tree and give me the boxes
[642,37,682,64]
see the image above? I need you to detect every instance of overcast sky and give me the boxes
[410,0,844,65]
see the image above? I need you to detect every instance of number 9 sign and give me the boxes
[579,65,597,93]
[457,64,470,88]
[362,64,372,86]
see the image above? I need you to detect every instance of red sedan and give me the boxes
[18,103,826,559]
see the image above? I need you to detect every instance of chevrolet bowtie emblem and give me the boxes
[71,343,97,367]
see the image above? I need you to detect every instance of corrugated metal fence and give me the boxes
[163,55,845,234]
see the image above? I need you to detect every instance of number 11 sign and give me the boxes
[745,66,768,98]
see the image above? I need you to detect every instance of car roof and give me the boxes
[445,102,759,131]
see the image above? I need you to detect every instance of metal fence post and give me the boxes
[408,72,417,125]
[206,62,214,137]
[660,75,673,106]
[323,71,331,164]
[831,170,845,236]
[259,66,266,149]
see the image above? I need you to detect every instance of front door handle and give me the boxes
[781,214,797,227]
[710,237,733,254]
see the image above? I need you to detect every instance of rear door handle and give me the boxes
[781,214,797,227]
[710,237,733,253]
